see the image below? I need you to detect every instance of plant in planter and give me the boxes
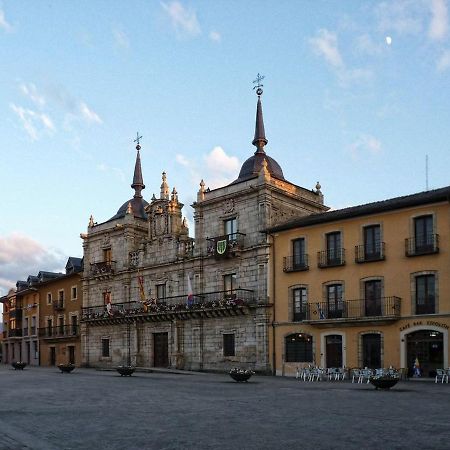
[58,363,75,373]
[116,365,135,376]
[229,367,254,382]
[12,361,27,370]
[369,369,400,390]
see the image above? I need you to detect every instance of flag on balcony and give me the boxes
[316,302,325,319]
[187,273,194,307]
[137,271,146,302]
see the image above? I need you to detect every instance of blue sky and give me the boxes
[1,0,450,298]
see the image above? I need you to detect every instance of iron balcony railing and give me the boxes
[405,234,439,256]
[283,255,309,272]
[52,300,65,310]
[355,243,385,263]
[207,233,245,258]
[8,308,23,319]
[317,249,345,268]
[90,261,116,276]
[306,296,401,322]
[8,329,23,337]
[38,325,80,339]
[81,288,256,321]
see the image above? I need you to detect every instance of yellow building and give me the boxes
[268,187,450,378]
[38,258,83,367]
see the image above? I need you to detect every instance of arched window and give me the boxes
[285,333,313,362]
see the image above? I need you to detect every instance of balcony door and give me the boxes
[414,215,433,253]
[364,225,381,260]
[326,284,344,318]
[365,280,382,317]
[326,232,341,265]
[153,332,169,367]
[293,238,306,269]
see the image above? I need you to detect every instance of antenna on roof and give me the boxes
[426,154,429,191]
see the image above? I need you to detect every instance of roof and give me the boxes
[231,151,285,185]
[108,196,149,221]
[66,257,83,274]
[266,186,450,233]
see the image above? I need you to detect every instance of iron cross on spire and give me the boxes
[253,73,265,96]
[134,132,142,150]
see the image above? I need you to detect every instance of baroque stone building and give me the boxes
[80,89,327,372]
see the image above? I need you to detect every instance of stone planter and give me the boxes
[116,366,135,376]
[12,361,27,370]
[58,364,75,373]
[369,377,399,390]
[229,369,254,382]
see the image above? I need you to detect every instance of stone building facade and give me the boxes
[80,91,327,372]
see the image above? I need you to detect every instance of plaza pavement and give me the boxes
[0,365,449,450]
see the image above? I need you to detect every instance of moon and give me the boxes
[386,36,392,45]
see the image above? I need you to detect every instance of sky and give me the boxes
[1,0,450,300]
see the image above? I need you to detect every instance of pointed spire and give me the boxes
[252,74,268,152]
[160,172,169,199]
[131,133,145,198]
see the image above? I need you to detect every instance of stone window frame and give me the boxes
[287,284,308,322]
[101,336,111,359]
[357,330,384,368]
[71,285,78,301]
[410,270,439,315]
[408,211,437,237]
[222,332,236,357]
[46,292,52,306]
[322,229,344,252]
[322,280,345,302]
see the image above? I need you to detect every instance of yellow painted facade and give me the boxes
[269,190,450,378]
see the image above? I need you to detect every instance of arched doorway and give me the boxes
[406,330,443,377]
[325,335,343,367]
[362,333,381,369]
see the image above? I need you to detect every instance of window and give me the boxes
[23,317,29,336]
[47,318,53,337]
[47,293,52,305]
[416,275,435,314]
[58,317,64,335]
[33,341,38,359]
[223,333,235,357]
[31,316,36,335]
[365,280,382,316]
[326,284,344,318]
[293,287,307,321]
[326,232,342,264]
[58,290,64,306]
[156,284,166,300]
[364,225,382,259]
[102,338,110,357]
[71,286,77,300]
[71,315,78,335]
[223,273,237,293]
[103,248,112,264]
[285,333,313,362]
[414,215,434,253]
[292,238,306,269]
[224,218,237,240]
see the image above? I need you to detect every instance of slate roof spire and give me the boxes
[131,132,145,198]
[252,73,268,152]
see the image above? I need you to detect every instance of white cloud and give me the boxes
[204,146,240,188]
[437,49,450,71]
[355,34,383,55]
[309,29,344,68]
[10,103,55,140]
[97,163,125,182]
[349,134,382,160]
[0,8,12,32]
[209,30,221,42]
[161,1,201,37]
[429,0,448,41]
[376,0,423,35]
[113,27,130,49]
[175,154,190,166]
[0,232,66,297]
[19,83,46,107]
[79,102,103,124]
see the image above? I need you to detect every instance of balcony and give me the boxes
[90,261,116,277]
[317,249,345,268]
[355,243,385,263]
[81,288,257,324]
[23,328,29,336]
[207,233,245,259]
[283,255,309,272]
[8,329,23,338]
[52,300,65,311]
[305,296,401,325]
[39,325,80,339]
[405,234,439,256]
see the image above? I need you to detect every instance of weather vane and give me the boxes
[253,73,265,96]
[134,132,142,150]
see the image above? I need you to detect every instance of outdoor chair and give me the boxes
[360,368,373,383]
[435,369,449,384]
[351,369,362,383]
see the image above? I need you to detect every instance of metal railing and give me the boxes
[8,329,23,337]
[90,261,116,276]
[355,243,385,263]
[307,296,401,322]
[283,255,309,272]
[317,249,345,268]
[38,325,80,338]
[8,308,23,319]
[405,234,439,256]
[52,300,65,310]
[82,288,256,320]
